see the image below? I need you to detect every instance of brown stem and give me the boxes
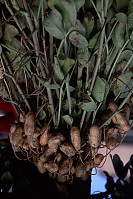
[2,53,31,111]
[22,0,57,125]
[5,0,34,47]
[22,0,46,79]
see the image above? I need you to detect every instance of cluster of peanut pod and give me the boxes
[9,101,131,183]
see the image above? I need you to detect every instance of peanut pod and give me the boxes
[75,162,86,178]
[37,160,47,174]
[70,126,81,151]
[94,154,104,167]
[40,124,50,146]
[43,161,58,173]
[24,111,35,136]
[48,133,65,152]
[59,157,73,175]
[60,142,76,157]
[108,102,130,132]
[88,124,100,148]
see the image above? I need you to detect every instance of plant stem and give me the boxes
[80,0,108,128]
[92,102,102,124]
[49,35,54,63]
[118,87,133,110]
[5,0,34,47]
[77,66,83,80]
[22,0,46,79]
[2,53,31,111]
[1,54,19,102]
[80,110,86,130]
[49,35,58,124]
[0,56,18,106]
[100,109,122,128]
[104,47,119,78]
[47,88,56,126]
[41,8,58,124]
[66,75,71,116]
[103,21,118,52]
[42,37,57,126]
[90,0,108,93]
[107,39,130,82]
[22,0,57,125]
[122,53,133,73]
[90,0,102,24]
[57,27,74,57]
[90,25,105,93]
[57,81,65,127]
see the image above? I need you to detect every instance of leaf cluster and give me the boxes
[0,0,132,130]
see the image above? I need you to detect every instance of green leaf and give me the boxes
[77,80,82,90]
[2,23,19,44]
[36,76,60,90]
[111,81,119,97]
[115,13,127,24]
[62,0,76,25]
[80,97,96,112]
[5,38,30,74]
[112,77,133,98]
[48,0,61,8]
[128,12,133,32]
[48,0,85,26]
[74,0,85,11]
[101,79,110,106]
[69,31,88,48]
[63,97,76,112]
[0,0,5,3]
[48,0,71,25]
[106,7,116,20]
[74,19,86,36]
[77,47,90,66]
[69,86,75,92]
[96,0,113,14]
[117,71,132,93]
[62,115,73,126]
[44,82,60,89]
[54,57,64,84]
[92,76,106,102]
[112,22,125,49]
[83,13,94,38]
[11,0,23,10]
[40,110,46,120]
[116,0,130,12]
[58,55,75,76]
[115,61,126,73]
[1,171,13,192]
[88,32,100,49]
[118,50,133,68]
[44,8,66,40]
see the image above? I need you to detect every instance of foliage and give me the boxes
[0,0,132,129]
[0,0,133,197]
